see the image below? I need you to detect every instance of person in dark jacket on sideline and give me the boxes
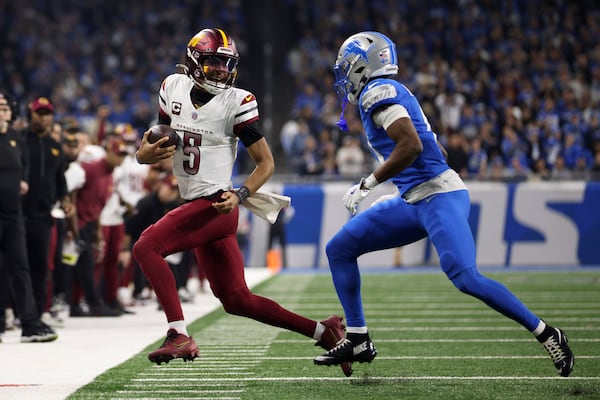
[0,91,58,342]
[21,97,74,319]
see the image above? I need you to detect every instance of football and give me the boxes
[147,124,178,148]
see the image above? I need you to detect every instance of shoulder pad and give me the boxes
[361,83,398,113]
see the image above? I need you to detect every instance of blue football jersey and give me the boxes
[358,78,448,196]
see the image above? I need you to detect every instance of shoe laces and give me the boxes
[543,335,566,363]
[160,330,182,347]
[325,338,352,355]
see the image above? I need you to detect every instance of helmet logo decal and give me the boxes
[342,39,369,61]
[188,35,201,47]
[379,48,391,65]
[188,34,213,52]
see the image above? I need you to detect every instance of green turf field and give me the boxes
[69,270,600,400]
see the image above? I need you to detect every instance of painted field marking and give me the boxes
[130,376,600,382]
[272,338,600,344]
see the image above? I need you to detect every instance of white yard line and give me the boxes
[273,337,600,343]
[115,274,316,400]
[171,355,599,361]
[129,376,600,381]
[2,269,596,399]
[350,326,598,331]
[0,268,273,400]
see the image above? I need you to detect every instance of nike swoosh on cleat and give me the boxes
[174,340,191,348]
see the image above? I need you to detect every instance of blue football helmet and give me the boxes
[333,31,399,105]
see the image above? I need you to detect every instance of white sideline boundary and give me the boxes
[0,267,273,400]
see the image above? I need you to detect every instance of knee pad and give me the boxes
[439,250,457,272]
[132,235,163,263]
[219,286,253,316]
[325,234,341,261]
[131,239,146,261]
[450,268,482,295]
[325,228,357,265]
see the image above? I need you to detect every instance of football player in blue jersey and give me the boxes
[314,31,574,377]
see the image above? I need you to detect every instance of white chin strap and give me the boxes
[197,80,227,95]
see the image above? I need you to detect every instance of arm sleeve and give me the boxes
[372,104,410,129]
[236,121,264,147]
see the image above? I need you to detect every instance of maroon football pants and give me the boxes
[98,223,125,305]
[132,197,316,338]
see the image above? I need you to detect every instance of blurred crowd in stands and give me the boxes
[281,0,600,180]
[0,0,249,139]
[2,1,600,181]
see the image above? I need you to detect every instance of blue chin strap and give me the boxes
[336,98,349,132]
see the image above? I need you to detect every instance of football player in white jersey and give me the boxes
[133,28,352,375]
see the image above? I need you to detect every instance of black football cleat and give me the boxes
[314,332,376,367]
[541,327,574,377]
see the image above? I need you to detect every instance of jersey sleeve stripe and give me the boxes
[234,106,259,126]
[235,114,259,127]
[235,105,258,119]
[233,115,259,134]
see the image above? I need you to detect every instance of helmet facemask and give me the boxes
[187,50,239,95]
[333,54,369,106]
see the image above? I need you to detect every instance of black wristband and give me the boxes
[234,186,250,204]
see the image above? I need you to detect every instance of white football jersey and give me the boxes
[117,154,150,208]
[159,74,259,200]
[64,161,86,193]
[77,144,105,164]
[100,155,150,225]
[100,166,126,226]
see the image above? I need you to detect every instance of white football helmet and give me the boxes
[333,31,399,105]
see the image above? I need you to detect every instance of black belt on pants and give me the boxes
[186,190,226,203]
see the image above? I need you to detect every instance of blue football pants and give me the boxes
[325,190,540,331]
